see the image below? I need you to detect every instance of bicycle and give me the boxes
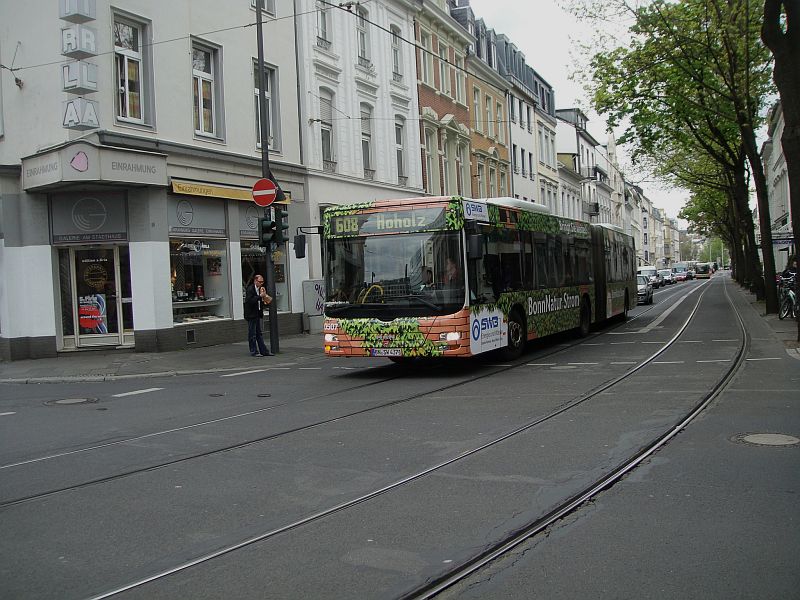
[778,276,798,320]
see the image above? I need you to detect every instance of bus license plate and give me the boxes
[371,348,402,357]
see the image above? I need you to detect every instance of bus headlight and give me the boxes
[439,332,460,342]
[325,334,338,342]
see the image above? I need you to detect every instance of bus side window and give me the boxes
[564,237,576,287]
[500,230,522,291]
[576,239,592,285]
[534,236,548,289]
[522,232,535,289]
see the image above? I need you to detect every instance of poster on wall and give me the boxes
[78,294,108,334]
[206,257,222,275]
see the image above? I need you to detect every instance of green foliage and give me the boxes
[338,318,444,357]
[322,202,375,238]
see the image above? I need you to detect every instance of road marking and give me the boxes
[112,388,164,397]
[642,341,665,344]
[527,363,556,366]
[609,341,635,345]
[299,367,322,370]
[582,343,604,346]
[679,340,703,343]
[611,361,637,365]
[637,289,696,333]
[267,367,291,370]
[0,412,15,417]
[220,370,265,378]
[746,357,782,361]
[653,361,684,364]
[712,339,737,342]
[697,359,730,363]
[568,362,598,366]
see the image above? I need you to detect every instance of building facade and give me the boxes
[762,100,794,271]
[0,0,308,359]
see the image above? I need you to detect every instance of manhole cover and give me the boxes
[46,398,98,406]
[734,433,800,447]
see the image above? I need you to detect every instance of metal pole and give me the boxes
[256,0,279,354]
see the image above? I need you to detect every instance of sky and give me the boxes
[466,0,690,224]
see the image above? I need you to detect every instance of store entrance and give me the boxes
[58,246,134,349]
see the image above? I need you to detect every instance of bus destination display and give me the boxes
[330,207,446,236]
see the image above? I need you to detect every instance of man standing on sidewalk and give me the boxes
[244,275,273,357]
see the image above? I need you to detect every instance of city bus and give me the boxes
[322,196,636,360]
[694,262,712,278]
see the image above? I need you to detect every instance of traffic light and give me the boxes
[259,216,276,246]
[273,205,289,244]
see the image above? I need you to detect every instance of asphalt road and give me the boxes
[1,276,797,599]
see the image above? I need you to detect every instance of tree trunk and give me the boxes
[733,163,764,297]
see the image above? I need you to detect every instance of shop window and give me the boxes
[170,238,230,323]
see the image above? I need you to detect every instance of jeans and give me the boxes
[247,317,268,355]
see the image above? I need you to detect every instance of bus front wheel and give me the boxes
[502,310,526,360]
[578,299,591,338]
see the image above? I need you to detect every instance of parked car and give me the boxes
[658,269,675,284]
[637,266,661,288]
[673,270,688,282]
[637,275,654,304]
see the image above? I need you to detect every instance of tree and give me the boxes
[577,0,779,309]
[762,0,800,339]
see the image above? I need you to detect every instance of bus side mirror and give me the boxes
[467,234,483,259]
[294,234,306,259]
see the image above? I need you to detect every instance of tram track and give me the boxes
[0,281,708,510]
[77,279,723,599]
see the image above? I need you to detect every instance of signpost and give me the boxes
[252,178,277,207]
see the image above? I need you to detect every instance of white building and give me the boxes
[0,0,308,359]
[762,100,794,271]
[295,0,424,279]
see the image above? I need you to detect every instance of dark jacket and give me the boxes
[244,283,264,320]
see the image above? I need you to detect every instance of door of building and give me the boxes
[68,246,133,348]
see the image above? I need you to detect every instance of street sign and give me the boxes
[252,178,277,207]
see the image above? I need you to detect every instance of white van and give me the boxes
[637,266,661,288]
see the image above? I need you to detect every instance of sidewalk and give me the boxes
[1,281,797,384]
[0,334,323,384]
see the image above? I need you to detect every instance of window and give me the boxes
[395,118,406,181]
[538,125,545,162]
[254,62,279,150]
[170,238,230,323]
[509,94,516,122]
[520,147,526,176]
[317,1,331,48]
[114,17,145,123]
[529,152,534,179]
[489,167,496,197]
[477,162,485,197]
[356,7,370,66]
[519,99,524,129]
[421,32,432,85]
[438,43,450,95]
[473,87,482,133]
[496,102,503,143]
[500,170,507,196]
[391,26,402,80]
[360,104,373,177]
[192,43,220,137]
[455,55,465,103]
[251,0,276,14]
[424,129,437,193]
[320,88,335,169]
[442,142,451,193]
[512,144,518,173]
[485,96,493,138]
[457,144,468,195]
[527,105,532,131]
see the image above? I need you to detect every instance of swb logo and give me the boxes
[471,315,500,340]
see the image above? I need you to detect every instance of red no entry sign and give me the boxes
[252,178,277,207]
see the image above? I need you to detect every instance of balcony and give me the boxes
[358,55,373,69]
[316,37,331,50]
[398,175,408,186]
[392,71,403,83]
[364,168,375,181]
[584,201,600,215]
[581,165,609,185]
[323,160,337,173]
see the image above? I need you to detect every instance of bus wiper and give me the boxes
[392,294,442,310]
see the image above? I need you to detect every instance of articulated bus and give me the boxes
[322,196,636,360]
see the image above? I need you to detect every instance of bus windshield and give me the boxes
[325,230,464,318]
